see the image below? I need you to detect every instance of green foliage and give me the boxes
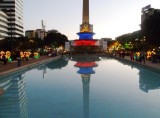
[116,30,142,45]
[0,30,68,52]
[44,31,68,48]
[115,30,146,51]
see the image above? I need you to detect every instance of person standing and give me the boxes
[16,51,21,67]
[2,54,7,65]
[130,51,134,61]
[140,51,146,64]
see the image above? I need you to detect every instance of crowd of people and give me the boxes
[130,51,146,64]
[117,50,159,64]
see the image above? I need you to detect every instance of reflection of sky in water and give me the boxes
[0,56,160,118]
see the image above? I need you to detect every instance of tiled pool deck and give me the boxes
[0,54,160,77]
[0,55,61,77]
[109,54,160,74]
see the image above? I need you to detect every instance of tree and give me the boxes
[44,31,68,48]
[116,30,143,51]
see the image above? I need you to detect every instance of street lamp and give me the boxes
[41,20,46,55]
[10,9,13,54]
[5,8,14,53]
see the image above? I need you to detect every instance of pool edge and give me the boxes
[0,56,61,78]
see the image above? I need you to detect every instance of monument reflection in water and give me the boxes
[0,56,160,117]
[72,55,100,118]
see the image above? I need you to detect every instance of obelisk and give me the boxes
[80,0,93,32]
[83,0,89,24]
[74,0,98,49]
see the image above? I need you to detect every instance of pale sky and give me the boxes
[24,0,160,40]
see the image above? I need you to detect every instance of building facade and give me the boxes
[141,5,160,23]
[0,10,8,40]
[25,30,36,39]
[25,29,46,40]
[141,5,160,46]
[0,0,24,38]
[35,29,45,40]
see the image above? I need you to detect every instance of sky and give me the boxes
[24,0,160,40]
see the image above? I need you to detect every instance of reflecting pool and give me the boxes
[0,55,160,118]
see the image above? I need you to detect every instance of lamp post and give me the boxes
[6,8,13,53]
[41,20,45,55]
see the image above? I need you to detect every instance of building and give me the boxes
[141,5,160,46]
[25,29,47,40]
[0,0,24,38]
[100,38,112,51]
[35,29,46,39]
[141,5,160,23]
[25,30,35,39]
[100,38,112,46]
[0,10,8,40]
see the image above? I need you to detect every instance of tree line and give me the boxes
[115,12,160,52]
[0,30,69,52]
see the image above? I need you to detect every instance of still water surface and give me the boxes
[0,55,160,118]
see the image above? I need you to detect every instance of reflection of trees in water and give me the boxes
[117,58,160,93]
[116,59,134,67]
[139,70,160,93]
[46,58,68,70]
[71,54,100,62]
[0,73,28,118]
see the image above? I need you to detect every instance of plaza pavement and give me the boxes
[0,55,61,77]
[0,54,160,77]
[111,55,160,74]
